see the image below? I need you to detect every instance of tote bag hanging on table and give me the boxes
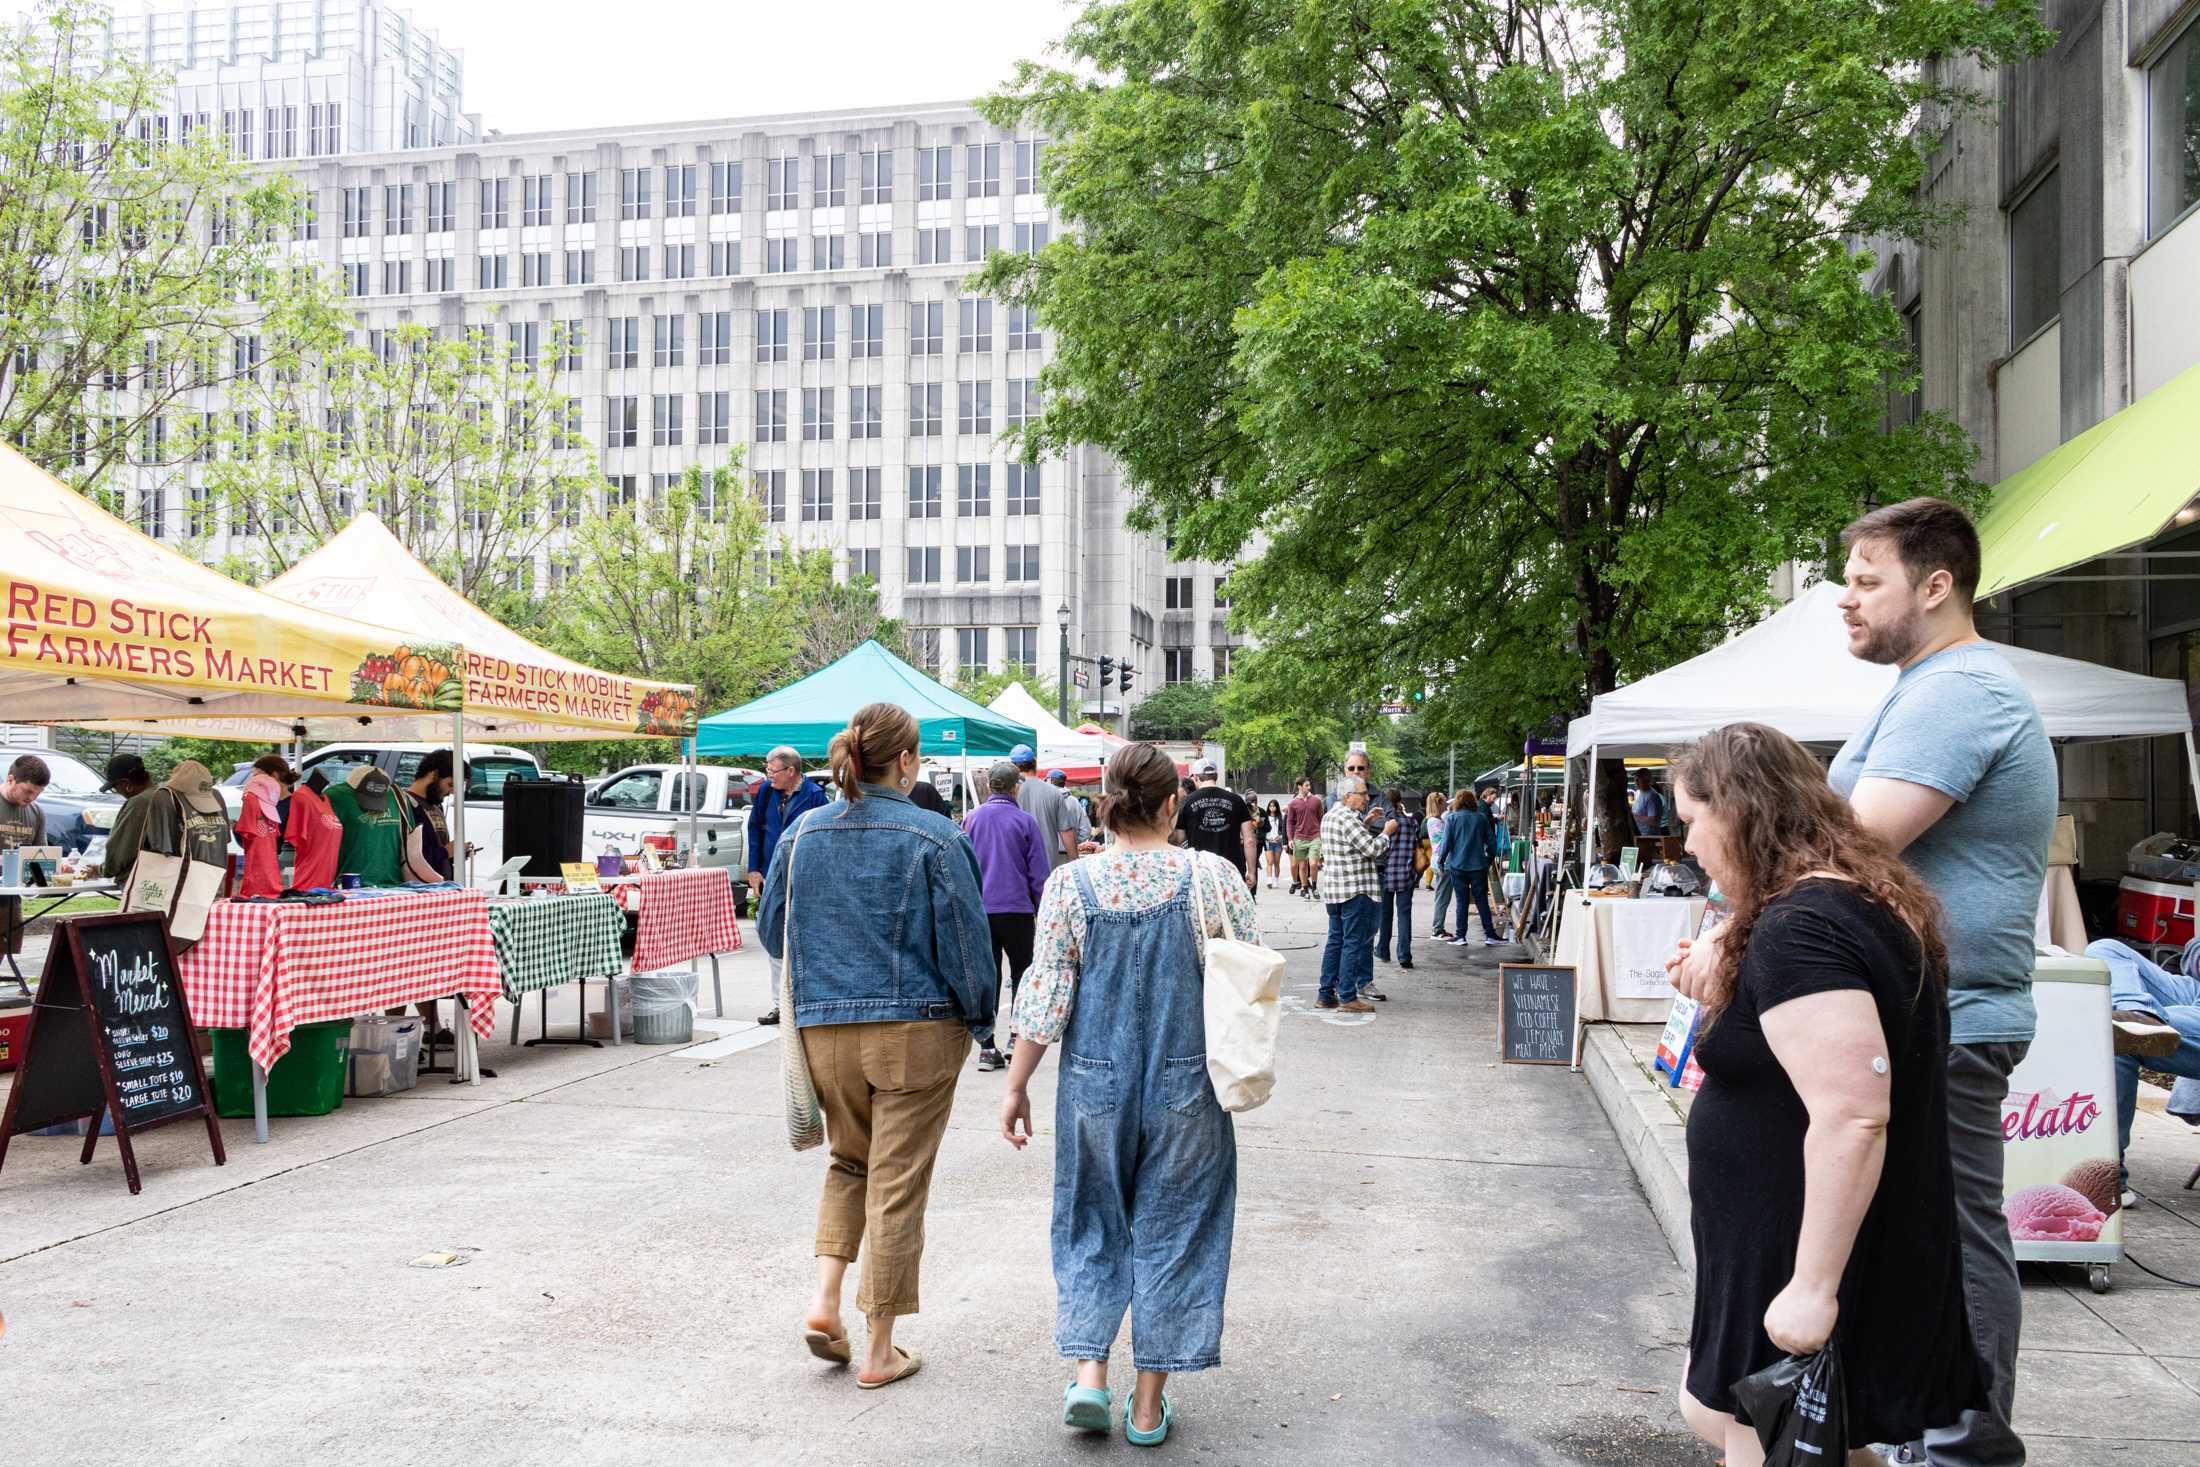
[1188,855,1285,1112]
[776,815,825,1152]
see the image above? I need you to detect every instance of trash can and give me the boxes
[212,1020,352,1118]
[629,968,697,1045]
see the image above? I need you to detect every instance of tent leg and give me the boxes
[1582,748,1601,889]
[685,735,699,869]
[449,711,476,1086]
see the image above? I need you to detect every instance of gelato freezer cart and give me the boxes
[2001,954,2124,1293]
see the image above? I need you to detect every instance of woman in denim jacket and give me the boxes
[1001,741,1255,1447]
[758,701,998,1390]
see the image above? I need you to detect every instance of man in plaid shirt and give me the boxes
[1373,785,1424,975]
[1317,777,1396,1012]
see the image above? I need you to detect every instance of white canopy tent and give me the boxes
[1559,580,2198,880]
[988,682,1112,784]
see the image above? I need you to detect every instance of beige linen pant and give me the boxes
[803,1018,969,1315]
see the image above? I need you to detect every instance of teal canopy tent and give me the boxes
[696,639,1035,759]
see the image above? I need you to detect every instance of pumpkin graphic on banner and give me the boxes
[350,643,463,710]
[635,687,696,737]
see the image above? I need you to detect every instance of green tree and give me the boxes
[982,0,2048,850]
[0,0,305,499]
[1127,678,1223,741]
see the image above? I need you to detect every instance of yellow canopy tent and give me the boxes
[0,442,443,727]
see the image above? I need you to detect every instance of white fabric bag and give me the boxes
[777,815,825,1152]
[1188,855,1285,1113]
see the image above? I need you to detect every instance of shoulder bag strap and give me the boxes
[1187,854,1240,946]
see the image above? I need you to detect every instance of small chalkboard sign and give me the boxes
[0,912,224,1194]
[1499,963,1578,1066]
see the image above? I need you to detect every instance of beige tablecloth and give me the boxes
[1548,896,1710,1023]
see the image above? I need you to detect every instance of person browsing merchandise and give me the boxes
[1172,762,1257,889]
[1010,744,1079,866]
[963,761,1053,1072]
[749,746,830,1027]
[95,753,155,887]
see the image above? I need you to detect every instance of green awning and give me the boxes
[695,639,1035,760]
[1975,361,2200,600]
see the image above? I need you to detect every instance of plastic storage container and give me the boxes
[345,1015,423,1097]
[212,1020,352,1118]
[629,968,697,1045]
[587,975,634,1040]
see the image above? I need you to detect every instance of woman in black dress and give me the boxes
[1665,723,1976,1466]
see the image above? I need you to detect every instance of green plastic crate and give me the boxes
[211,1021,352,1118]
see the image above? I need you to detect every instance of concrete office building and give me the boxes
[88,2,1240,707]
[1865,0,2200,874]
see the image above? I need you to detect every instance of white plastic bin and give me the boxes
[346,1016,424,1097]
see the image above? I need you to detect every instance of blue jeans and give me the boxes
[1374,885,1415,964]
[1437,866,1497,939]
[1319,895,1378,1003]
[2083,940,2200,1165]
[1052,861,1236,1372]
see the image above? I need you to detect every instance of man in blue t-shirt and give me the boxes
[1826,498,2054,1467]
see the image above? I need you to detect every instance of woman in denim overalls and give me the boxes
[1002,741,1254,1447]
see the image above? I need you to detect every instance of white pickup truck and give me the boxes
[289,745,758,898]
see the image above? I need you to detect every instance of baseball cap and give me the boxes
[1009,743,1036,767]
[347,765,393,812]
[1046,769,1067,784]
[100,753,149,792]
[1194,760,1218,776]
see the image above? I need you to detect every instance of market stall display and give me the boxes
[1,880,116,994]
[490,889,627,1046]
[177,888,501,1143]
[1547,894,1712,1050]
[2002,955,2124,1292]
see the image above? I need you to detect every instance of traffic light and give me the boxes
[1097,655,1115,689]
[1119,660,1136,696]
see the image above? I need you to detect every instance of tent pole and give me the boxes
[684,733,698,868]
[449,708,478,1087]
[1583,746,1599,888]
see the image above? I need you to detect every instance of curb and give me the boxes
[1580,1023,1696,1280]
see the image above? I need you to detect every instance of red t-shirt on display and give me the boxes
[1286,793,1325,842]
[285,783,344,891]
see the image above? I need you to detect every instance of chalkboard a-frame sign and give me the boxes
[1499,964,1579,1066]
[0,913,225,1195]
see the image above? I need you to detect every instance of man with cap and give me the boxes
[1010,743,1078,866]
[963,761,1052,1071]
[96,753,156,887]
[1047,768,1093,848]
[326,765,405,887]
[1174,760,1257,891]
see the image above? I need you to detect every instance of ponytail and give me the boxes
[828,701,921,802]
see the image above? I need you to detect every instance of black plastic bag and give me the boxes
[1732,1333,1848,1465]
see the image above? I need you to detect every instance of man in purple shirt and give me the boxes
[962,760,1053,1071]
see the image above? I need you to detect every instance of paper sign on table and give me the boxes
[559,862,600,890]
[1654,993,1702,1086]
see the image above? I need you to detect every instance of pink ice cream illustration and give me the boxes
[2004,1183,2107,1242]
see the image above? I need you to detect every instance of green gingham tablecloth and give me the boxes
[487,890,627,1000]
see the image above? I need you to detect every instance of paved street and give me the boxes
[0,893,1706,1465]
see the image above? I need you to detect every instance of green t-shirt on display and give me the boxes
[326,782,405,887]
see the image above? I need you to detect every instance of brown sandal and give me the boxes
[855,1347,923,1389]
[802,1328,851,1363]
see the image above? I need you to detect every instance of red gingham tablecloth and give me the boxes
[178,889,502,1071]
[624,867,741,971]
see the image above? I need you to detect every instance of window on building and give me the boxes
[2150,25,2200,236]
[652,314,684,367]
[859,231,892,268]
[909,465,942,517]
[957,627,989,677]
[851,466,883,519]
[608,316,640,369]
[1006,544,1040,583]
[566,171,597,224]
[1005,378,1041,428]
[426,181,456,232]
[958,381,992,434]
[803,306,836,360]
[477,254,509,290]
[1015,139,1045,195]
[1014,221,1050,256]
[917,227,952,264]
[699,391,732,445]
[967,142,1000,198]
[957,463,991,515]
[918,145,951,201]
[956,546,991,584]
[341,186,371,238]
[1003,625,1037,673]
[620,166,651,220]
[958,298,993,353]
[606,474,638,509]
[852,304,884,358]
[521,252,552,287]
[754,389,787,442]
[297,194,320,240]
[1164,575,1195,610]
[756,308,789,362]
[1006,462,1041,515]
[850,547,881,581]
[1895,301,1922,428]
[1007,304,1043,351]
[606,395,639,448]
[765,237,798,273]
[709,161,741,213]
[382,259,411,295]
[910,383,943,436]
[761,155,793,211]
[700,310,732,365]
[754,469,786,521]
[2007,167,2061,348]
[811,234,845,271]
[862,148,894,204]
[222,108,253,160]
[803,387,834,440]
[801,468,834,521]
[907,546,941,584]
[965,224,1000,261]
[426,256,456,292]
[522,173,553,226]
[384,183,412,234]
[665,163,697,217]
[814,152,847,207]
[1213,645,1234,679]
[308,102,342,156]
[480,177,511,229]
[558,321,585,372]
[266,104,296,159]
[1165,648,1193,684]
[664,244,696,279]
[507,321,541,368]
[564,249,595,285]
[851,385,883,439]
[911,302,944,354]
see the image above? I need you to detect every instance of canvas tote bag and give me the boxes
[777,814,825,1152]
[1188,855,1285,1112]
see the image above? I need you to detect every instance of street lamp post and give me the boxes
[1056,601,1072,726]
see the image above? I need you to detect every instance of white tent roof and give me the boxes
[988,683,1109,778]
[1566,580,2192,758]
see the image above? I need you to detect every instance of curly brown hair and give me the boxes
[1672,722,1948,1014]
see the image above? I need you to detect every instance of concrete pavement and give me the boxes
[0,888,1708,1465]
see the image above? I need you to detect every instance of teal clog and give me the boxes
[1126,1393,1172,1447]
[1062,1382,1112,1432]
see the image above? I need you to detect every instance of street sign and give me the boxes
[1380,702,1406,715]
[1072,667,1089,689]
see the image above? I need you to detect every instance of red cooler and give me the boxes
[2114,876,2194,950]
